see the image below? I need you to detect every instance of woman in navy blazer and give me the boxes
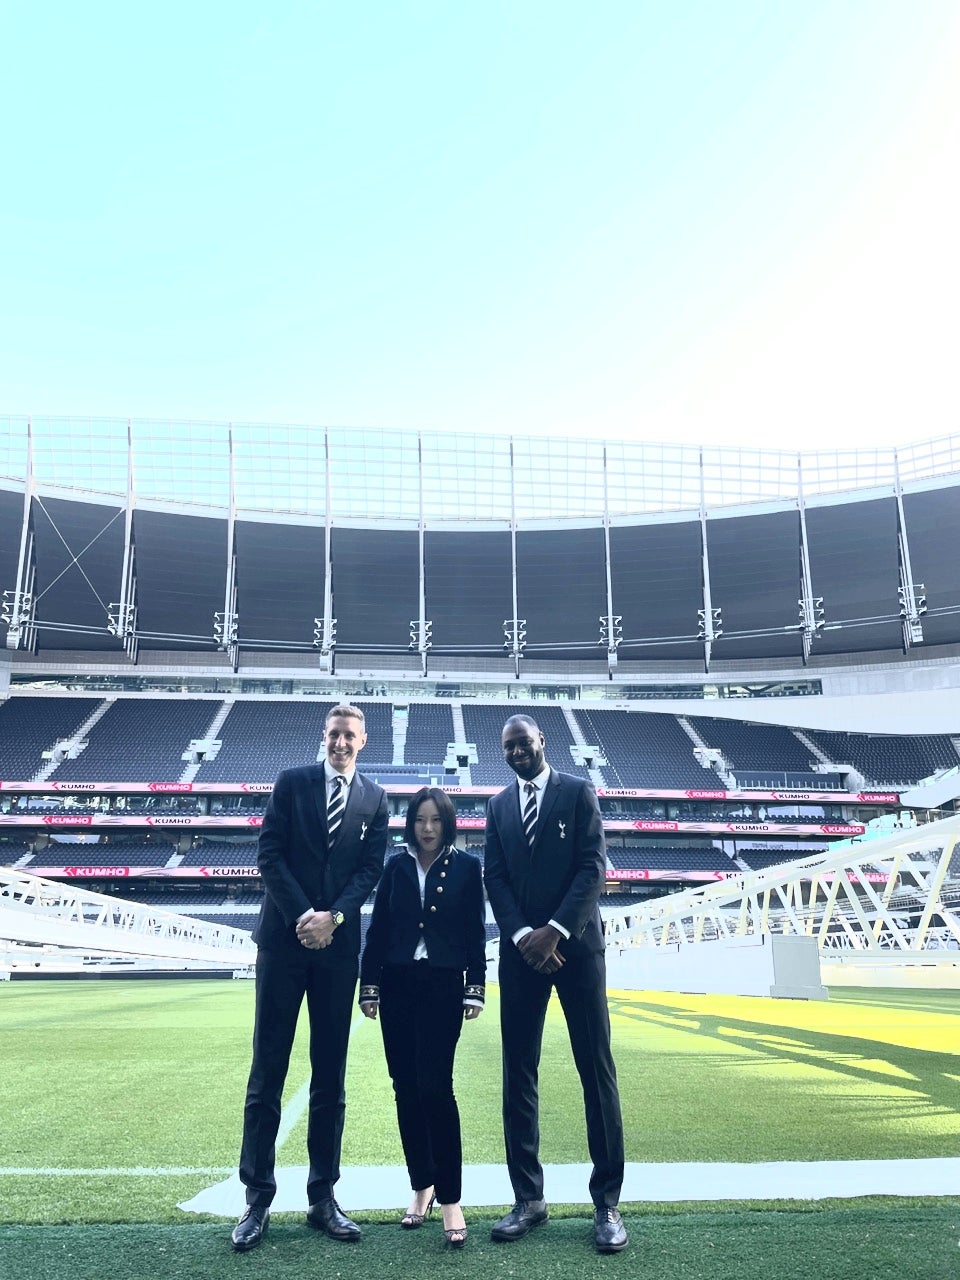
[360,787,486,1248]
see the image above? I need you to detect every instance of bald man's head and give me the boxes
[501,715,546,781]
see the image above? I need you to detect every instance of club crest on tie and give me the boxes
[558,820,566,839]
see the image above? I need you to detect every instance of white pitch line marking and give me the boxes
[0,1167,234,1176]
[275,1010,367,1154]
[178,1156,960,1216]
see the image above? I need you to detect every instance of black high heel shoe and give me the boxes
[441,1203,468,1248]
[443,1225,468,1249]
[401,1192,436,1229]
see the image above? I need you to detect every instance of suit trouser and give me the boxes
[239,946,357,1208]
[378,962,466,1205]
[498,942,624,1208]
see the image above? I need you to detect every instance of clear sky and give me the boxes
[2,1,958,450]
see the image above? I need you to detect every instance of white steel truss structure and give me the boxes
[0,867,256,972]
[602,815,960,977]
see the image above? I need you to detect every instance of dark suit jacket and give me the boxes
[360,847,487,994]
[252,763,389,961]
[484,769,606,957]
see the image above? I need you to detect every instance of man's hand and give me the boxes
[360,1001,379,1020]
[296,909,337,949]
[517,925,565,974]
[464,1004,483,1021]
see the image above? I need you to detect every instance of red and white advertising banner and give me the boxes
[24,865,261,878]
[0,814,864,836]
[0,814,264,828]
[22,863,890,883]
[616,820,866,837]
[0,780,899,805]
[612,867,890,884]
[596,788,898,804]
[613,869,737,882]
[0,782,276,795]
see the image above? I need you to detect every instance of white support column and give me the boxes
[315,426,337,672]
[214,426,240,671]
[600,445,621,677]
[504,437,525,678]
[797,453,823,663]
[409,431,431,677]
[893,449,926,650]
[108,420,139,662]
[697,448,721,672]
[3,421,38,652]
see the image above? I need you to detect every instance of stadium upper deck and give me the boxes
[2,418,959,672]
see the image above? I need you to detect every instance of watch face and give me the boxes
[333,911,345,926]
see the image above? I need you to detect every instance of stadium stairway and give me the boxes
[792,728,835,771]
[562,704,607,788]
[33,698,115,782]
[179,699,235,783]
[676,716,735,786]
[449,702,472,785]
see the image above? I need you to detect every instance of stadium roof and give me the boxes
[1,417,959,666]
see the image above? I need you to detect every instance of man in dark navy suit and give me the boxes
[231,703,388,1252]
[484,714,627,1254]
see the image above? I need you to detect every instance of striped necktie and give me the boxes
[327,775,346,843]
[522,782,538,848]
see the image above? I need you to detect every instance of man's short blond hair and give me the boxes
[325,703,365,726]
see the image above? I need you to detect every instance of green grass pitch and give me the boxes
[2,980,959,1279]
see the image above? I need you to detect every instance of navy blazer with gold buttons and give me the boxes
[359,846,487,1002]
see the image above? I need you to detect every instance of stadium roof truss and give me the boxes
[0,866,257,972]
[2,417,959,672]
[603,814,960,976]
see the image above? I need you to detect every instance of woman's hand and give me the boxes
[360,1001,379,1020]
[464,1004,482,1021]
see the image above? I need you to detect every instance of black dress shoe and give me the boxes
[594,1206,628,1253]
[490,1200,549,1241]
[306,1196,361,1241]
[231,1205,269,1251]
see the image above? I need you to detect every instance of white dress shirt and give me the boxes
[324,759,356,797]
[510,766,571,945]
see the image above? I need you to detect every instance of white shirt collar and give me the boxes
[324,760,356,787]
[516,764,551,794]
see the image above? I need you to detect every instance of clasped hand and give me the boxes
[517,925,564,974]
[296,909,336,949]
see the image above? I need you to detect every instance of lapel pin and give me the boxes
[360,822,367,841]
[558,820,566,839]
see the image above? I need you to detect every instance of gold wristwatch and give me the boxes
[331,910,345,928]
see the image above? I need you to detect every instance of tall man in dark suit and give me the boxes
[231,703,389,1252]
[484,714,627,1254]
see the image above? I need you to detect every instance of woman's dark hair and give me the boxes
[404,786,458,852]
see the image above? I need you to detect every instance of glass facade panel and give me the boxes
[0,416,30,485]
[233,423,327,517]
[133,419,231,509]
[1,416,958,521]
[32,417,129,497]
